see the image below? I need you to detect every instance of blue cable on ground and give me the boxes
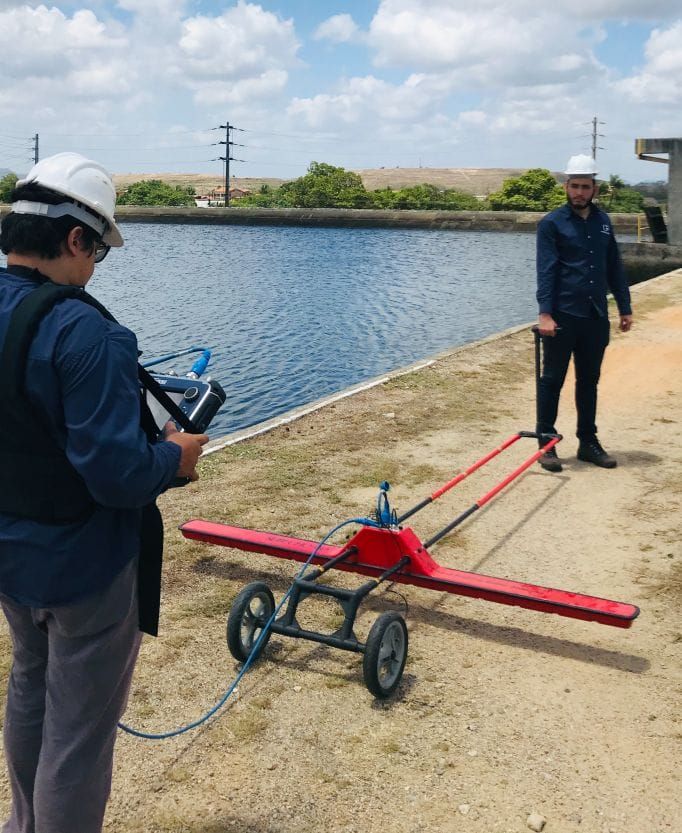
[118,516,379,740]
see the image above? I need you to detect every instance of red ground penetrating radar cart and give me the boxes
[181,428,639,699]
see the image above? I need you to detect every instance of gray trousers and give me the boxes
[0,559,141,833]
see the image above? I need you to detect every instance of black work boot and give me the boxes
[577,438,617,468]
[538,447,563,472]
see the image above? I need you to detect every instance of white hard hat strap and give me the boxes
[11,200,107,237]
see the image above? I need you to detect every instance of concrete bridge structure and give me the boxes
[636,137,681,245]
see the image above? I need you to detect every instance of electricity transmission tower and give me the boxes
[217,122,246,206]
[591,116,605,160]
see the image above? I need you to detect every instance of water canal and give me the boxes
[6,223,540,436]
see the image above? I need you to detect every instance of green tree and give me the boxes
[236,190,284,207]
[116,179,196,206]
[603,185,645,213]
[0,172,18,203]
[488,169,565,211]
[276,162,372,208]
[599,174,625,209]
[373,183,481,210]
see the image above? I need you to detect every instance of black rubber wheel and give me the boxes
[362,611,408,699]
[226,582,275,662]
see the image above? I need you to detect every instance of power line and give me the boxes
[42,143,216,153]
[39,127,217,138]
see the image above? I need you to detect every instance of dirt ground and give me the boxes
[1,271,680,833]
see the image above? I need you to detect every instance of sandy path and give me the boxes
[1,272,680,833]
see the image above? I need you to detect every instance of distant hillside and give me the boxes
[112,167,548,197]
[355,167,540,196]
[112,173,284,195]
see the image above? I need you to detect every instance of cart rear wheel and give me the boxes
[362,611,408,699]
[227,582,275,662]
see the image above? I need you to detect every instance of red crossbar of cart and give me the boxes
[180,431,639,629]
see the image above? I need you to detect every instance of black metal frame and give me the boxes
[268,548,410,653]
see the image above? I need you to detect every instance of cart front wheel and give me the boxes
[227,582,275,662]
[363,612,408,698]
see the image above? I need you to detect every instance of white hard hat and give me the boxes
[564,154,598,178]
[13,152,123,246]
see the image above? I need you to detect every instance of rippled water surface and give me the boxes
[80,224,538,435]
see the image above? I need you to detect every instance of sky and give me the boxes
[0,0,680,184]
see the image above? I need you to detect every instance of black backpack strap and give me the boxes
[0,283,95,521]
[1,283,83,400]
[137,365,199,434]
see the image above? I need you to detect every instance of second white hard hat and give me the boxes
[564,154,598,178]
[13,152,123,246]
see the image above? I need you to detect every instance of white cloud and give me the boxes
[366,0,606,90]
[458,110,487,126]
[116,0,187,13]
[314,13,359,43]
[0,5,131,110]
[288,73,441,129]
[192,69,289,106]
[179,2,299,84]
[614,20,682,104]
[0,5,126,78]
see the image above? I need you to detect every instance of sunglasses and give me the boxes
[93,240,111,263]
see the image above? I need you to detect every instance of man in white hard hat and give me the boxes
[0,152,208,833]
[535,154,633,472]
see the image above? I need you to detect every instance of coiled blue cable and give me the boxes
[118,516,379,740]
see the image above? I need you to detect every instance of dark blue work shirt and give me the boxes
[536,202,631,318]
[0,267,181,607]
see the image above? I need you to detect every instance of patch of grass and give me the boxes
[383,368,449,392]
[165,766,192,783]
[403,462,447,487]
[379,738,404,754]
[346,459,403,488]
[219,442,268,461]
[640,560,682,601]
[130,701,157,721]
[324,675,350,689]
[163,631,194,650]
[230,706,270,741]
[175,584,236,621]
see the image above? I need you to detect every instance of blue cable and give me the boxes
[118,516,379,740]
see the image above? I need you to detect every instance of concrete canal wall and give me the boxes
[0,204,640,235]
[109,205,644,235]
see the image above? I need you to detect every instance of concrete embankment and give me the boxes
[0,203,640,235]
[111,205,642,235]
[619,241,682,283]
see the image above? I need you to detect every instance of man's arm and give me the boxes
[536,217,559,336]
[59,322,206,507]
[605,226,633,331]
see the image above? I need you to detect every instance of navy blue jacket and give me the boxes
[0,267,181,607]
[536,203,632,318]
